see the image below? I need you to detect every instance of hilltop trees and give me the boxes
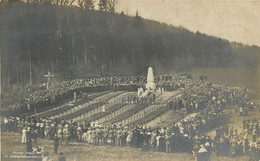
[107,0,117,12]
[78,0,95,10]
[98,0,107,11]
[49,0,75,7]
[1,1,259,88]
[98,0,117,12]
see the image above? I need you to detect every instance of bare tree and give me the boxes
[77,0,94,10]
[84,0,95,10]
[107,0,117,12]
[98,0,117,12]
[77,0,84,8]
[51,0,75,7]
[98,0,107,11]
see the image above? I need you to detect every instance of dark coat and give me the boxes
[26,131,33,152]
[54,135,59,147]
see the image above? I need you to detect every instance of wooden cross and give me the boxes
[44,72,54,89]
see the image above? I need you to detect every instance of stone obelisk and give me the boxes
[146,67,156,91]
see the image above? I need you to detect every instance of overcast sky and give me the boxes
[116,0,260,46]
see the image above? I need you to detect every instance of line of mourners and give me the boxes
[2,73,258,161]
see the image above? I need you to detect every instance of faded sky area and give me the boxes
[116,0,260,46]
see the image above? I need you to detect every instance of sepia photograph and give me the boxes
[1,0,260,160]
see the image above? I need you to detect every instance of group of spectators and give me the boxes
[213,119,260,161]
[2,74,259,161]
[2,101,221,158]
[2,74,189,117]
[166,79,251,117]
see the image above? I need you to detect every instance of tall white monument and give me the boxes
[146,67,156,91]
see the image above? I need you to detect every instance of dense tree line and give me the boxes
[1,1,259,87]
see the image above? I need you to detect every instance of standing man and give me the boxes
[54,133,59,155]
[26,127,33,152]
[165,132,172,153]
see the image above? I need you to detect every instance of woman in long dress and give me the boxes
[21,127,27,144]
[86,129,92,143]
[91,130,97,145]
[126,130,133,146]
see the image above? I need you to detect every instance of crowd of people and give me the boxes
[3,74,259,161]
[213,118,260,160]
[2,103,221,158]
[2,74,189,117]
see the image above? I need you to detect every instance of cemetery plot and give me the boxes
[34,91,110,118]
[83,103,127,122]
[58,102,107,120]
[106,103,150,124]
[57,91,126,121]
[128,105,169,126]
